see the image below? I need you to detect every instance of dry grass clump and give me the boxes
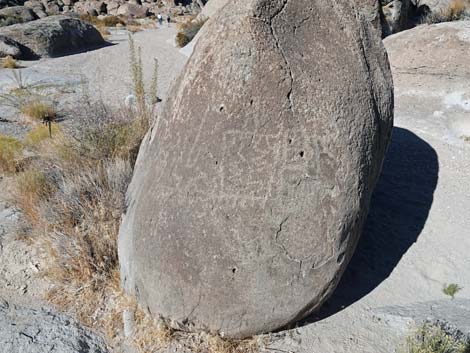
[20,100,56,121]
[80,14,125,27]
[13,113,143,342]
[399,324,470,353]
[79,14,125,39]
[130,300,264,353]
[424,0,470,23]
[96,23,111,39]
[0,134,23,173]
[2,55,19,69]
[127,24,143,33]
[11,66,151,344]
[176,18,207,47]
[25,123,61,147]
[15,169,50,226]
[131,304,175,352]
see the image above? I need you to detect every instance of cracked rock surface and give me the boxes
[0,300,108,353]
[119,0,393,338]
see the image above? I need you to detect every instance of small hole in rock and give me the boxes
[288,138,292,144]
[232,268,237,274]
[299,151,304,157]
[215,161,218,165]
[219,106,224,112]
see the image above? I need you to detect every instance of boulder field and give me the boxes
[119,0,394,338]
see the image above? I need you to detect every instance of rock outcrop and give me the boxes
[0,300,109,353]
[382,0,415,34]
[0,0,24,9]
[119,0,394,338]
[0,15,105,58]
[196,0,227,19]
[384,20,470,143]
[381,0,467,35]
[0,34,33,58]
[374,299,470,341]
[0,5,37,25]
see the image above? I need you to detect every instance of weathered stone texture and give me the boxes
[119,0,394,338]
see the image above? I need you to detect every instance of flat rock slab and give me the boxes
[384,21,470,145]
[374,299,470,340]
[0,300,109,353]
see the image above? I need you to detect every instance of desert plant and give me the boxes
[79,14,125,27]
[25,123,61,147]
[2,55,19,69]
[11,98,148,340]
[15,169,50,225]
[149,58,159,106]
[175,18,207,48]
[0,134,23,173]
[129,34,146,115]
[20,100,56,121]
[127,25,142,33]
[130,297,264,353]
[128,34,159,123]
[443,283,462,299]
[398,324,469,353]
[96,23,111,39]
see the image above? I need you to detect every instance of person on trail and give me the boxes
[167,14,171,26]
[157,14,163,26]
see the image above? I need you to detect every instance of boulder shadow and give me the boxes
[48,41,115,59]
[305,127,439,323]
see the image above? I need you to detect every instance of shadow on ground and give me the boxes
[305,127,439,323]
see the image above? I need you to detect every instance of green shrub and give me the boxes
[443,283,462,299]
[399,324,469,353]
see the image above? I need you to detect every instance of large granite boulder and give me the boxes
[119,0,394,338]
[0,300,109,353]
[0,15,105,58]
